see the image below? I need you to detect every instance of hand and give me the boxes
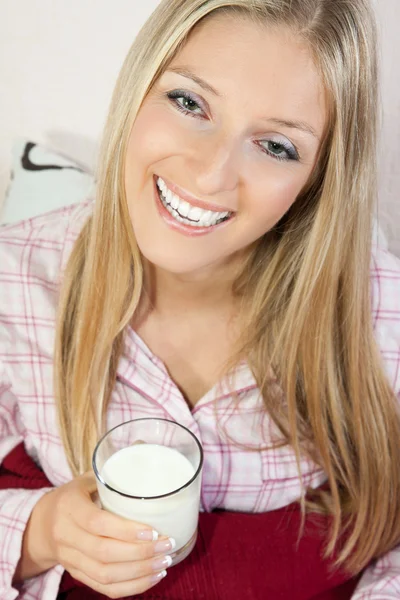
[16,473,174,598]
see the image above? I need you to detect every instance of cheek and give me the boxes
[250,168,308,220]
[127,103,184,167]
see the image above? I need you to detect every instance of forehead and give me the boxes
[167,13,327,135]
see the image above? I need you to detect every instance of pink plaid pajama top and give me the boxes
[0,202,400,599]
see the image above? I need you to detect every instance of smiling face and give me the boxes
[124,13,327,277]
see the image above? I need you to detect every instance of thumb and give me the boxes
[77,470,98,494]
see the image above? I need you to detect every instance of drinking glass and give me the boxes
[93,418,203,566]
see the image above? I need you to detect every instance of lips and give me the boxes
[158,175,234,214]
[153,176,234,237]
[156,176,231,227]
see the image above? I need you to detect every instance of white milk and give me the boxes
[99,444,200,551]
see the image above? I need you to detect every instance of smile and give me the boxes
[156,177,232,228]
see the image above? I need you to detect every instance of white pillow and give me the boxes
[1,139,94,224]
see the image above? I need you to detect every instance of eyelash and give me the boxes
[166,89,300,163]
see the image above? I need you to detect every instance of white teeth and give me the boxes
[200,210,214,226]
[178,200,190,217]
[171,194,179,210]
[199,215,211,227]
[156,177,232,228]
[187,206,203,221]
[165,188,173,205]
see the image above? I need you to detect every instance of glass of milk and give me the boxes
[93,418,203,566]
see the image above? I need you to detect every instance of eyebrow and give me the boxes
[165,66,319,139]
[165,66,221,96]
[264,118,319,139]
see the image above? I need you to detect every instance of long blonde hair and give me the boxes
[54,0,400,574]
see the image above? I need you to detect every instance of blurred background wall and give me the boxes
[0,0,398,253]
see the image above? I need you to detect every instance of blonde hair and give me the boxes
[55,0,400,575]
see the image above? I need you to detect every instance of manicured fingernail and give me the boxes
[137,529,158,541]
[152,555,172,571]
[151,569,167,584]
[154,537,176,554]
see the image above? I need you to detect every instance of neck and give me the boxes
[140,257,242,320]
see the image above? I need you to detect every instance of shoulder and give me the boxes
[371,247,400,324]
[0,199,93,245]
[0,200,93,284]
[0,201,93,353]
[371,247,400,395]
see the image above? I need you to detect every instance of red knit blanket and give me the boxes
[0,442,362,599]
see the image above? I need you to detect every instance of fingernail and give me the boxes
[137,529,159,541]
[151,569,167,584]
[154,537,176,554]
[152,555,172,571]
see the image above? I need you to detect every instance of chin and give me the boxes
[138,247,208,275]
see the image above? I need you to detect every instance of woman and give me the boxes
[1,0,400,598]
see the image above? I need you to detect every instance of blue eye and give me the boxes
[166,89,300,162]
[167,90,205,118]
[259,139,299,162]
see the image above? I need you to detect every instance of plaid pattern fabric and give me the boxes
[0,202,399,599]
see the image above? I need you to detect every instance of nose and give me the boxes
[189,133,240,198]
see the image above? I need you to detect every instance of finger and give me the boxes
[69,566,167,598]
[77,471,98,494]
[63,546,173,585]
[80,504,159,543]
[65,481,157,543]
[60,521,175,563]
[72,473,161,544]
[62,524,155,562]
